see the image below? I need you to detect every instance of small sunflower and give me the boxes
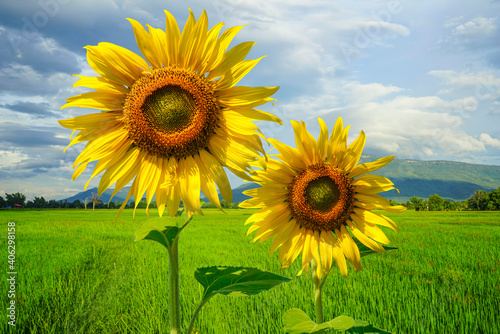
[59,9,281,217]
[240,117,405,278]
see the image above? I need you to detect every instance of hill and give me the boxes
[62,156,500,204]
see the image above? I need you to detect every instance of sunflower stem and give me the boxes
[168,235,182,334]
[311,259,324,324]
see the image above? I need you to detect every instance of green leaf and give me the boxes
[352,237,397,257]
[135,216,188,248]
[195,266,291,302]
[283,308,354,334]
[346,319,393,334]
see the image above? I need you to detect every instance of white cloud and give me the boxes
[480,133,500,150]
[342,81,403,103]
[439,16,499,51]
[453,17,496,36]
[429,69,500,102]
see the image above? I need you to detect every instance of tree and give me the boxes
[84,197,91,210]
[0,196,5,208]
[72,199,82,209]
[409,196,425,211]
[5,192,26,207]
[91,193,102,211]
[469,190,488,210]
[428,194,444,211]
[33,196,47,208]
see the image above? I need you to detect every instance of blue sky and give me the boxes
[1,0,499,200]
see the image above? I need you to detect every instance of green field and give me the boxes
[1,209,499,333]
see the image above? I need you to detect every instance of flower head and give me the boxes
[240,117,405,278]
[59,9,281,218]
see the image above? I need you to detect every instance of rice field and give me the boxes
[1,208,499,333]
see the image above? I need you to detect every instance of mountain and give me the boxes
[357,155,500,201]
[61,156,500,204]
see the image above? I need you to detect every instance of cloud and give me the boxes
[480,133,500,150]
[429,69,500,103]
[0,26,81,75]
[440,16,499,52]
[0,101,58,118]
[0,63,76,96]
[0,122,67,147]
[453,17,496,36]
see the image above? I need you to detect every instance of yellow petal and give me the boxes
[177,9,196,68]
[353,208,399,233]
[199,149,232,203]
[204,25,245,73]
[207,41,256,81]
[58,112,121,130]
[351,213,391,244]
[317,118,329,162]
[340,130,366,172]
[179,156,202,215]
[347,220,386,253]
[353,174,396,194]
[216,56,267,90]
[349,155,395,179]
[164,10,180,65]
[217,86,279,108]
[193,153,223,211]
[319,231,334,276]
[72,75,129,95]
[332,239,347,277]
[338,225,362,271]
[227,106,283,125]
[62,91,124,111]
[127,18,161,68]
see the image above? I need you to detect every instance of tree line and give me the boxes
[1,187,499,211]
[0,192,242,210]
[403,187,500,211]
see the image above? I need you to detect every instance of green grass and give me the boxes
[1,209,499,333]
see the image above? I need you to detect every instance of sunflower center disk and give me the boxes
[305,176,340,212]
[123,67,220,159]
[288,163,355,232]
[142,86,196,133]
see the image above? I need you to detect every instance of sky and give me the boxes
[0,0,500,201]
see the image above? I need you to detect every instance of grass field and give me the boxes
[1,208,499,333]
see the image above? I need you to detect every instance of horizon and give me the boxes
[1,1,500,200]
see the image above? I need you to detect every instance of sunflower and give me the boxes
[59,9,281,218]
[240,117,406,278]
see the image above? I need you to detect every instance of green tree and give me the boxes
[5,192,26,207]
[72,199,82,208]
[33,196,47,208]
[428,194,444,211]
[409,196,425,211]
[489,187,500,210]
[470,190,488,210]
[0,195,5,208]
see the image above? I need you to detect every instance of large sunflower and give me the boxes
[59,9,281,218]
[240,117,405,278]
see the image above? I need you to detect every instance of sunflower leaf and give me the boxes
[194,266,290,302]
[135,216,187,248]
[283,308,354,333]
[346,319,394,333]
[352,237,398,257]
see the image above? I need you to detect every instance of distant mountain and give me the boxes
[61,156,500,204]
[358,155,500,201]
[63,187,130,204]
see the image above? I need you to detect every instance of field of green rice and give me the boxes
[1,209,499,333]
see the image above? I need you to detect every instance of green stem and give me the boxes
[186,295,214,334]
[168,236,182,334]
[311,259,324,324]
